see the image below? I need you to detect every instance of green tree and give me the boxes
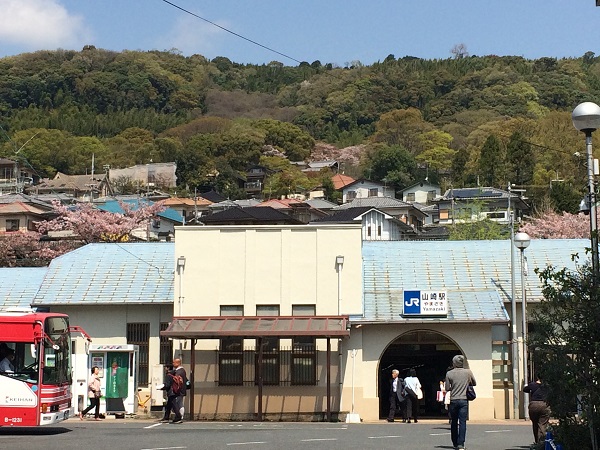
[530,262,600,450]
[478,134,505,187]
[363,143,416,189]
[416,130,456,173]
[506,131,534,186]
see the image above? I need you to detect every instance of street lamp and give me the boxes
[177,256,186,317]
[514,231,530,419]
[572,102,600,281]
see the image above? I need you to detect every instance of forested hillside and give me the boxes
[1,47,599,209]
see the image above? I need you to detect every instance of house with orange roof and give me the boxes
[331,173,355,190]
[162,196,212,224]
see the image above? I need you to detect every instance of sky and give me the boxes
[1,0,600,66]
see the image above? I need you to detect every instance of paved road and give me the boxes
[0,418,534,450]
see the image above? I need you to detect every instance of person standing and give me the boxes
[170,358,187,424]
[80,366,102,420]
[445,355,476,450]
[387,369,405,422]
[158,364,175,422]
[524,375,551,446]
[403,368,422,423]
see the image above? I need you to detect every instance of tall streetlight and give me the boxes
[514,231,530,419]
[572,102,600,281]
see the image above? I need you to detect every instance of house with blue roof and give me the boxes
[95,198,183,241]
[29,242,175,415]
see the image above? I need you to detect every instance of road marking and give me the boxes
[144,423,163,429]
[141,447,187,450]
[227,443,267,446]
[301,438,338,442]
[368,435,403,439]
[485,430,512,433]
[430,432,451,436]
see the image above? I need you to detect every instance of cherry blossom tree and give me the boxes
[36,200,166,244]
[520,210,594,239]
[0,231,79,267]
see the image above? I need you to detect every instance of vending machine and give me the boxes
[79,344,139,416]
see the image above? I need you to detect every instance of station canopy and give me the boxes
[161,316,349,339]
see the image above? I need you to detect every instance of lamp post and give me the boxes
[514,231,530,419]
[335,255,344,416]
[508,183,520,419]
[572,102,600,281]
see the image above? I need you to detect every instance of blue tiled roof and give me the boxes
[96,199,183,223]
[360,239,588,323]
[0,267,47,310]
[32,243,174,305]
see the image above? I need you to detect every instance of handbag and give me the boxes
[416,387,424,400]
[436,390,445,402]
[466,385,476,401]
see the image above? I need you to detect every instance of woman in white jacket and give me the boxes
[80,366,102,420]
[403,368,422,423]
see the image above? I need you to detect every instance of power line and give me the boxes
[160,0,303,65]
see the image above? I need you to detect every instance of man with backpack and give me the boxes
[170,357,187,424]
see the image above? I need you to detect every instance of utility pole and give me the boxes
[508,183,519,419]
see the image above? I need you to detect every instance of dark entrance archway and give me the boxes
[378,330,462,419]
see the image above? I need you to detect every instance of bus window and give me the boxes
[42,317,72,385]
[0,341,39,383]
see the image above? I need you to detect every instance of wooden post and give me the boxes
[257,337,263,422]
[189,338,195,421]
[327,338,331,422]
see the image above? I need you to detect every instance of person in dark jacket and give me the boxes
[445,355,476,450]
[387,369,406,422]
[523,374,550,445]
[158,364,174,422]
[170,358,187,424]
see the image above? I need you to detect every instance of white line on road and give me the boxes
[485,430,512,433]
[368,435,403,439]
[144,423,163,429]
[141,447,187,450]
[301,438,338,442]
[430,432,451,436]
[227,442,267,446]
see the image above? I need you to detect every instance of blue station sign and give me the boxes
[403,290,448,316]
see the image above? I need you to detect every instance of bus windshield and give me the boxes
[0,341,39,384]
[42,317,72,385]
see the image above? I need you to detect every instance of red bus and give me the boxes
[0,311,90,427]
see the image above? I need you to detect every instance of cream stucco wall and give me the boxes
[174,224,363,322]
[341,323,496,421]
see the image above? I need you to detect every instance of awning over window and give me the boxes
[161,316,350,339]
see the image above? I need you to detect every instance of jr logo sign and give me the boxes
[403,291,421,314]
[403,290,448,316]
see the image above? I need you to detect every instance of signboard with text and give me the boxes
[403,290,448,316]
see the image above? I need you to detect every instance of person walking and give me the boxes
[170,357,187,424]
[387,369,406,422]
[403,368,422,423]
[523,374,551,446]
[445,355,476,450]
[80,366,102,420]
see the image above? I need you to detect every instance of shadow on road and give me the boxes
[0,427,71,436]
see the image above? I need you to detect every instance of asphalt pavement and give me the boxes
[0,417,535,450]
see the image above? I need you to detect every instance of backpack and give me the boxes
[168,373,184,395]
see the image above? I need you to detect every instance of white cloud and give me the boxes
[0,0,91,50]
[159,15,227,57]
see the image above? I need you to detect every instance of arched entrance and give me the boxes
[378,329,462,419]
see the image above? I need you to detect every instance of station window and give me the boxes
[126,323,149,386]
[219,306,244,386]
[291,305,316,385]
